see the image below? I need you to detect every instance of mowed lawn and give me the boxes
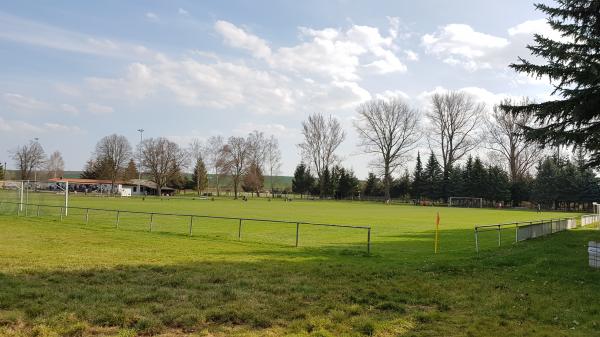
[0,194,599,336]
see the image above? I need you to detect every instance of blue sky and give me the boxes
[0,0,557,178]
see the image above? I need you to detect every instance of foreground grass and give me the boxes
[0,207,599,336]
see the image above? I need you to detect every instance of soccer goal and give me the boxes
[448,197,483,208]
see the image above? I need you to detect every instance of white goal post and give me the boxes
[448,197,483,208]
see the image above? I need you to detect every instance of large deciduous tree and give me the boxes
[426,90,484,199]
[354,98,419,201]
[265,135,282,195]
[94,134,132,193]
[139,137,188,196]
[485,98,542,182]
[225,136,249,199]
[11,140,46,180]
[204,136,227,196]
[46,151,65,179]
[298,113,345,197]
[503,0,600,167]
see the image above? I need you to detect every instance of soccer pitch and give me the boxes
[1,194,599,336]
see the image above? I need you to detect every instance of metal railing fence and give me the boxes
[474,218,577,252]
[0,201,372,254]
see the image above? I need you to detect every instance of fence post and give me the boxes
[60,207,63,221]
[36,205,40,217]
[295,222,300,247]
[367,227,371,254]
[497,225,501,247]
[515,223,519,243]
[149,213,154,232]
[85,208,89,225]
[238,219,242,240]
[189,216,193,237]
[115,211,120,228]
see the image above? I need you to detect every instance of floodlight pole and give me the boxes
[137,128,144,195]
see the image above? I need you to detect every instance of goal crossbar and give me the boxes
[448,197,483,208]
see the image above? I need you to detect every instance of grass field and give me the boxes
[0,192,599,336]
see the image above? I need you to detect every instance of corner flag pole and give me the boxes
[434,212,440,254]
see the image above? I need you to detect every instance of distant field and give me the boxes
[0,191,599,336]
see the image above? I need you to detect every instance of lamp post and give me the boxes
[137,129,144,195]
[33,138,39,191]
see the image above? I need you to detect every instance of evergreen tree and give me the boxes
[191,158,209,195]
[0,164,4,180]
[532,157,561,208]
[123,159,139,180]
[504,0,600,167]
[410,152,425,200]
[446,165,465,197]
[363,173,382,197]
[336,168,359,199]
[391,170,411,199]
[292,163,315,198]
[423,152,443,200]
[467,157,487,198]
[486,166,511,202]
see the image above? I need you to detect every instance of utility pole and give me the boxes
[137,129,144,195]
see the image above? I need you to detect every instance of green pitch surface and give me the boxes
[0,193,599,336]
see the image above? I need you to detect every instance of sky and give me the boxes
[0,0,558,178]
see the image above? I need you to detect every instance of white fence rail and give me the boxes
[581,214,600,228]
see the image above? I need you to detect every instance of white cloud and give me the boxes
[145,12,159,21]
[422,24,509,71]
[422,19,568,73]
[375,90,410,102]
[60,103,79,116]
[404,50,419,61]
[178,8,189,16]
[2,92,49,112]
[233,122,294,138]
[215,20,407,81]
[43,122,84,133]
[214,20,272,59]
[0,12,152,58]
[0,117,83,134]
[87,102,114,115]
[508,19,565,42]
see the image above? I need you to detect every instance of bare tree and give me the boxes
[188,138,205,168]
[94,134,132,193]
[265,135,282,195]
[139,137,188,195]
[298,113,345,197]
[246,130,268,170]
[204,136,227,196]
[426,91,484,175]
[354,98,420,200]
[11,140,46,180]
[46,151,65,179]
[485,98,542,182]
[225,136,249,199]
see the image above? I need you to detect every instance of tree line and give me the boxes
[77,130,282,197]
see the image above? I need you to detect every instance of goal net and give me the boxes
[448,197,483,208]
